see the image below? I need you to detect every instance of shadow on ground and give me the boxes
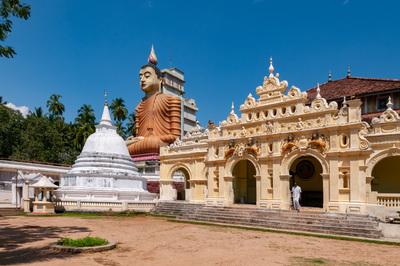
[0,217,91,265]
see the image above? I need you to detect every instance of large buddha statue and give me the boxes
[127,46,181,155]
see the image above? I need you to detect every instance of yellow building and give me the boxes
[159,59,400,219]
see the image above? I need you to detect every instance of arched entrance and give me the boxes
[371,156,400,193]
[289,156,323,208]
[232,160,256,204]
[171,168,191,201]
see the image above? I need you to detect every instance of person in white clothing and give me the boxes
[291,183,302,212]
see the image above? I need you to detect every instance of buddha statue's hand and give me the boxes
[126,136,144,146]
[160,134,178,144]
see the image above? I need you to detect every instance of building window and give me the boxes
[376,95,390,111]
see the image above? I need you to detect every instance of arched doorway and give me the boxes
[371,156,400,193]
[172,168,191,201]
[289,156,323,208]
[232,160,256,204]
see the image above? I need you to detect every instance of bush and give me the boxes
[57,236,108,247]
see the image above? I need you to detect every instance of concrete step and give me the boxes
[0,207,24,216]
[156,206,378,225]
[183,212,378,228]
[152,202,383,239]
[178,217,381,239]
[181,214,379,233]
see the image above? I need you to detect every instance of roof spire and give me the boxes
[268,57,274,77]
[316,83,321,99]
[148,44,158,65]
[346,65,351,78]
[387,96,393,110]
[342,96,348,108]
[104,89,108,106]
[230,101,235,115]
[328,71,332,82]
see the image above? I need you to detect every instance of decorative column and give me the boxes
[255,175,261,207]
[321,173,330,211]
[279,174,291,210]
[329,160,339,202]
[23,181,30,213]
[223,176,234,205]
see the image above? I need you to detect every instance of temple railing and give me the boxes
[377,193,400,208]
[54,200,156,212]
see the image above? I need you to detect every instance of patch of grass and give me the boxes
[57,236,108,247]
[169,219,400,247]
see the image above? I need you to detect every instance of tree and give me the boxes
[74,104,96,150]
[46,94,65,120]
[0,103,23,158]
[33,107,43,118]
[0,0,31,58]
[109,98,128,138]
[125,111,136,137]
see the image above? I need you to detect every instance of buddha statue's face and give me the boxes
[139,66,161,94]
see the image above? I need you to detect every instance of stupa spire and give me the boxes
[230,101,235,115]
[100,91,113,127]
[148,44,158,65]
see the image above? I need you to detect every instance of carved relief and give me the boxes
[224,138,260,159]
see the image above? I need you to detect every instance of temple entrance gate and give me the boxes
[289,156,323,208]
[171,168,191,201]
[371,156,400,194]
[232,160,256,204]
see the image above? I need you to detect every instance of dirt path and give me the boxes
[0,215,399,266]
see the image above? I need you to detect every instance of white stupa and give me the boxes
[56,100,157,206]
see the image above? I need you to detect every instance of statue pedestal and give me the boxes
[32,201,55,214]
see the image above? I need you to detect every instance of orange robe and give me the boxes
[128,92,181,155]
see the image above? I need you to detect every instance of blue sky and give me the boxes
[1,0,399,126]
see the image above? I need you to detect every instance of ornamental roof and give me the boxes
[307,77,400,101]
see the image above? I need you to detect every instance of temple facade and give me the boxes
[159,59,400,218]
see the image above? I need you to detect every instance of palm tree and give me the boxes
[75,104,96,125]
[46,94,65,119]
[74,104,96,149]
[33,107,43,118]
[125,111,136,137]
[110,98,128,137]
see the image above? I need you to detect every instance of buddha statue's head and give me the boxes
[139,64,162,95]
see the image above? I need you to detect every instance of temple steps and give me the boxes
[0,207,24,216]
[153,201,382,239]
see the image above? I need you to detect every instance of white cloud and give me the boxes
[4,102,30,118]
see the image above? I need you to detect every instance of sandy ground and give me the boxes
[0,215,399,266]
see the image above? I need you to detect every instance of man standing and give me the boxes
[291,182,302,212]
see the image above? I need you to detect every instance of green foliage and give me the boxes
[109,98,128,138]
[0,94,135,165]
[57,236,108,247]
[125,111,136,137]
[0,103,23,157]
[46,94,65,120]
[0,0,31,58]
[74,104,96,150]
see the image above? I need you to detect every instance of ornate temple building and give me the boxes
[159,59,400,218]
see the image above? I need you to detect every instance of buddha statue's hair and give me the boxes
[140,63,163,79]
